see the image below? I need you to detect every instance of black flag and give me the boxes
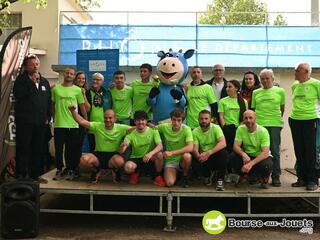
[0,27,32,179]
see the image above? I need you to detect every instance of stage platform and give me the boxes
[39,169,320,231]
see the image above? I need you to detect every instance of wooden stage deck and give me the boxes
[39,169,320,231]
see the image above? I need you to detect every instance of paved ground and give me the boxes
[38,213,320,240]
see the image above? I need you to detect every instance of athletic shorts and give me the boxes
[165,161,182,170]
[94,151,118,169]
[130,158,154,173]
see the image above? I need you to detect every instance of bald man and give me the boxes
[230,110,273,189]
[69,107,130,183]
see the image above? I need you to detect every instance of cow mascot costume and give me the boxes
[147,48,195,123]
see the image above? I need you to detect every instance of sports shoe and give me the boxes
[216,179,225,191]
[179,176,189,188]
[90,171,97,183]
[260,177,270,189]
[128,172,140,184]
[153,175,166,187]
[204,171,214,186]
[53,169,63,180]
[306,182,318,191]
[65,170,76,181]
[272,176,281,187]
[291,179,306,187]
[112,170,121,184]
[224,174,232,183]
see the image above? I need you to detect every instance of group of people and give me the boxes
[13,54,320,191]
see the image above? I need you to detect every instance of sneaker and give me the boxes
[90,171,97,182]
[291,179,306,187]
[204,171,214,186]
[153,175,166,187]
[128,172,140,184]
[179,176,189,188]
[224,174,232,183]
[65,170,75,181]
[216,179,225,191]
[306,182,318,191]
[112,170,121,184]
[260,177,270,189]
[272,176,281,187]
[37,177,48,184]
[53,169,63,180]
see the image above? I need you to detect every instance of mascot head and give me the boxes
[156,49,195,85]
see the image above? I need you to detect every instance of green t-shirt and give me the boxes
[218,96,248,127]
[291,78,320,120]
[88,90,104,133]
[130,80,154,120]
[186,83,216,129]
[110,85,133,119]
[235,124,270,157]
[51,84,84,128]
[251,86,286,127]
[125,127,161,158]
[89,122,130,152]
[157,123,193,163]
[192,123,224,152]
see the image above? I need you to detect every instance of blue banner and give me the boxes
[61,25,320,67]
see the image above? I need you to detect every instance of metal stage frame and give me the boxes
[39,170,320,231]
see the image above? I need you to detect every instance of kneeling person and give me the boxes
[231,110,273,189]
[119,111,165,186]
[192,110,228,191]
[69,107,130,183]
[158,108,193,188]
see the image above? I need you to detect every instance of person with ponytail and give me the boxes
[251,69,285,187]
[240,71,260,109]
[218,80,248,153]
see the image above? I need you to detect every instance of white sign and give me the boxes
[89,60,107,71]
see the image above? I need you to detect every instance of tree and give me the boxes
[273,14,288,26]
[199,0,287,26]
[0,0,100,29]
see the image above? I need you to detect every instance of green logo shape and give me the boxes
[202,210,227,234]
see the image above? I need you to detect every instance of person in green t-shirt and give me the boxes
[185,66,217,129]
[289,62,320,191]
[110,70,132,125]
[251,68,286,187]
[218,80,247,153]
[192,110,228,191]
[157,108,193,188]
[119,111,165,187]
[85,72,113,152]
[130,63,155,125]
[51,67,87,181]
[69,107,130,184]
[231,110,273,189]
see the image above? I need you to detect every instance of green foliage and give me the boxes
[199,0,287,26]
[273,14,288,26]
[0,0,100,31]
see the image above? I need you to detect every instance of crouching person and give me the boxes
[230,110,273,189]
[157,108,193,188]
[119,111,166,186]
[192,110,228,191]
[69,107,130,183]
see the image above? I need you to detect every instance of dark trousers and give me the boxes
[230,152,273,179]
[222,124,237,153]
[192,149,228,179]
[289,118,317,183]
[88,133,95,153]
[15,121,46,179]
[54,128,80,171]
[265,127,282,177]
